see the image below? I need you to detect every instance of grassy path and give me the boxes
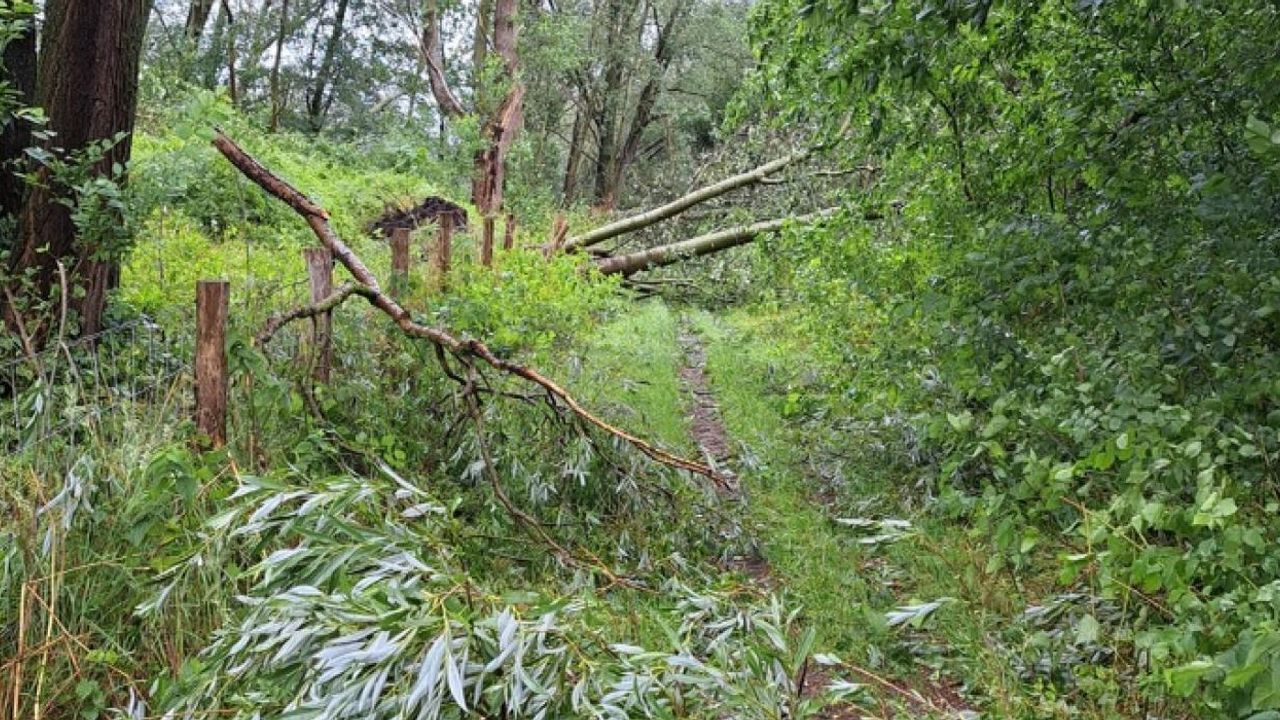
[584,302,1045,717]
[685,309,994,719]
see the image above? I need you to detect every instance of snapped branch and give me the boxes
[212,131,727,487]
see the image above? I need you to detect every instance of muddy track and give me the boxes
[677,327,739,494]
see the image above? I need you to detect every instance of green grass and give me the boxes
[574,300,693,452]
[687,307,1077,717]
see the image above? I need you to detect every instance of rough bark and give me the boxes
[472,0,493,82]
[470,0,522,216]
[420,0,465,118]
[306,0,351,130]
[0,0,36,226]
[594,209,835,277]
[185,0,216,42]
[561,94,588,205]
[564,148,810,251]
[3,0,153,341]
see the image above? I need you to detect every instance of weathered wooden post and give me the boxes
[480,216,496,267]
[303,248,333,382]
[195,280,230,448]
[391,227,411,295]
[502,212,517,251]
[431,215,454,290]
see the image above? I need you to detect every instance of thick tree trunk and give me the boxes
[0,0,36,227]
[594,210,835,277]
[306,0,351,130]
[185,0,216,42]
[590,0,634,210]
[470,0,522,216]
[2,0,152,341]
[564,148,811,251]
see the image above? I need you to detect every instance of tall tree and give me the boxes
[0,0,36,224]
[185,0,216,42]
[269,0,292,131]
[419,0,523,218]
[1,0,153,342]
[470,0,522,217]
[592,0,687,209]
[305,0,351,130]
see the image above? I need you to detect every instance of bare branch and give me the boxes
[213,131,727,487]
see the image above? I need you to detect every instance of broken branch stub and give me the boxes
[211,131,726,487]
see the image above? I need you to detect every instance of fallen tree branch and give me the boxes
[594,209,837,277]
[212,131,726,487]
[562,148,811,252]
[255,282,375,346]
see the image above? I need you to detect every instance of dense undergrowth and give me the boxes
[2,103,859,719]
[5,2,1280,718]
[721,109,1280,720]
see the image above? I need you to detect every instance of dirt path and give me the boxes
[677,318,971,720]
[677,327,739,494]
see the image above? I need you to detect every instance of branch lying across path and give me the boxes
[212,132,726,487]
[594,209,837,278]
[562,148,811,252]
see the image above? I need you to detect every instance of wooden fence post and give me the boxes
[480,216,496,267]
[391,227,411,295]
[432,215,453,290]
[195,280,230,448]
[502,212,517,251]
[303,248,333,382]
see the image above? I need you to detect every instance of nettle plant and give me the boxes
[146,467,857,720]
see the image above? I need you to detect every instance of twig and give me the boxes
[462,371,638,589]
[212,131,727,488]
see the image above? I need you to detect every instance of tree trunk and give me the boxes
[594,210,835,277]
[590,0,640,210]
[0,0,36,227]
[564,148,810,251]
[268,0,290,132]
[201,0,228,89]
[420,0,465,119]
[470,0,522,216]
[224,0,239,106]
[306,0,351,130]
[472,0,493,82]
[561,94,588,206]
[2,0,153,341]
[185,0,216,42]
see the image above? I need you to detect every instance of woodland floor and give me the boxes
[674,311,972,719]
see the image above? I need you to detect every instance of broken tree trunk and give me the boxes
[563,148,810,252]
[211,131,724,487]
[594,209,835,277]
